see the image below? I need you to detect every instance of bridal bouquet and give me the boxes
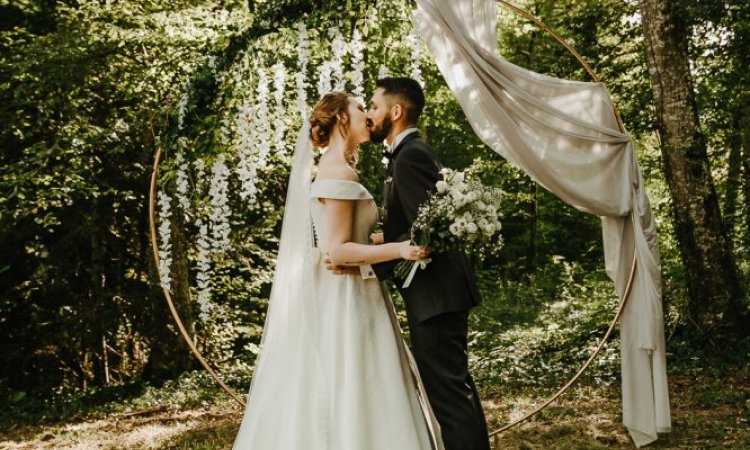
[395,168,504,287]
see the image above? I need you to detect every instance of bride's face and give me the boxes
[345,98,371,145]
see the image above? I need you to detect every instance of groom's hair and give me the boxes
[375,77,425,125]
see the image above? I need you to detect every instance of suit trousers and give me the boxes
[407,310,491,450]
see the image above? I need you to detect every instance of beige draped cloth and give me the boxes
[412,0,670,446]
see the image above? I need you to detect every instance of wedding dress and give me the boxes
[232,124,442,449]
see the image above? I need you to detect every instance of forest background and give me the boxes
[1,0,747,448]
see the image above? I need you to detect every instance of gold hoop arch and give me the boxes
[488,0,635,439]
[149,145,247,407]
[147,0,639,438]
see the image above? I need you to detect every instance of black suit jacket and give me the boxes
[372,133,482,322]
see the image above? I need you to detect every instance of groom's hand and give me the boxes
[369,232,384,245]
[324,258,360,276]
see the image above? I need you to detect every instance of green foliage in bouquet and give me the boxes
[395,167,505,281]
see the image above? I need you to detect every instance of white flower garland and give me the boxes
[195,218,212,321]
[174,149,191,213]
[295,22,309,118]
[318,60,333,98]
[220,110,234,148]
[349,27,366,100]
[157,191,173,292]
[256,67,271,167]
[208,154,231,253]
[407,27,424,86]
[176,81,189,131]
[329,26,347,91]
[193,158,206,201]
[236,100,258,203]
[272,61,287,157]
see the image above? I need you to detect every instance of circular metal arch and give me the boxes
[147,0,638,438]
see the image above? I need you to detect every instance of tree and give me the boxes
[639,0,745,335]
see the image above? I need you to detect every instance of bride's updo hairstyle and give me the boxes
[309,92,359,165]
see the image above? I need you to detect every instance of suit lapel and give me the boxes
[383,132,420,226]
[390,131,420,161]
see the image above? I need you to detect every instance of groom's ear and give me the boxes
[391,103,404,122]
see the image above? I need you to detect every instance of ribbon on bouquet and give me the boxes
[402,258,432,288]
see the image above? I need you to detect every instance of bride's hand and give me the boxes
[399,242,430,261]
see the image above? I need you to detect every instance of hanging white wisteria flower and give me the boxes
[295,22,310,118]
[318,60,333,98]
[272,61,287,157]
[195,219,212,321]
[255,67,271,167]
[157,191,173,292]
[193,158,206,196]
[407,27,424,86]
[176,81,189,131]
[236,100,259,203]
[219,110,235,147]
[207,55,218,74]
[208,154,232,253]
[378,63,390,80]
[329,26,347,91]
[174,149,191,212]
[349,27,366,100]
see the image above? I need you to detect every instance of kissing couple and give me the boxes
[232,77,491,450]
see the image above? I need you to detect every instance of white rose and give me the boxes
[466,222,478,234]
[453,172,464,183]
[449,223,461,236]
[451,189,465,205]
[436,180,448,193]
[484,223,496,235]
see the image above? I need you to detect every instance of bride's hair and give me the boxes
[309,92,358,166]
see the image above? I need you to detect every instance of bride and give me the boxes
[231,91,443,449]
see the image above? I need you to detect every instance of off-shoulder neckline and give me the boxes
[311,178,364,187]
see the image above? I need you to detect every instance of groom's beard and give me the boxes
[368,116,392,144]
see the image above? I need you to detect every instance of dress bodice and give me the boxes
[309,179,378,253]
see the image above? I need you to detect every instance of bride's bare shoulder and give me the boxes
[315,161,358,183]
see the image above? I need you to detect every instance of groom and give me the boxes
[355,77,490,450]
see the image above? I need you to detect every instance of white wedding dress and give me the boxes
[232,179,442,450]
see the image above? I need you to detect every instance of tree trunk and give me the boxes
[640,0,744,335]
[742,88,750,258]
[89,203,108,387]
[723,116,742,252]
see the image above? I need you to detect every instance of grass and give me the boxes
[0,369,747,449]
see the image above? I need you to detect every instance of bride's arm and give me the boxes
[324,198,424,266]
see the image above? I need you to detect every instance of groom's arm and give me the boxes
[372,145,440,280]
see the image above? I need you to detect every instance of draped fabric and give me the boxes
[412,0,670,446]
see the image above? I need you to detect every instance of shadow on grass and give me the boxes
[157,413,239,450]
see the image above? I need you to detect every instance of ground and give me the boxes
[1,371,747,450]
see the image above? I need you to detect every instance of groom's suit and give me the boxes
[372,131,490,450]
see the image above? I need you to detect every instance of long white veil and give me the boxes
[233,120,328,447]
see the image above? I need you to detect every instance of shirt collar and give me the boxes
[385,127,419,153]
